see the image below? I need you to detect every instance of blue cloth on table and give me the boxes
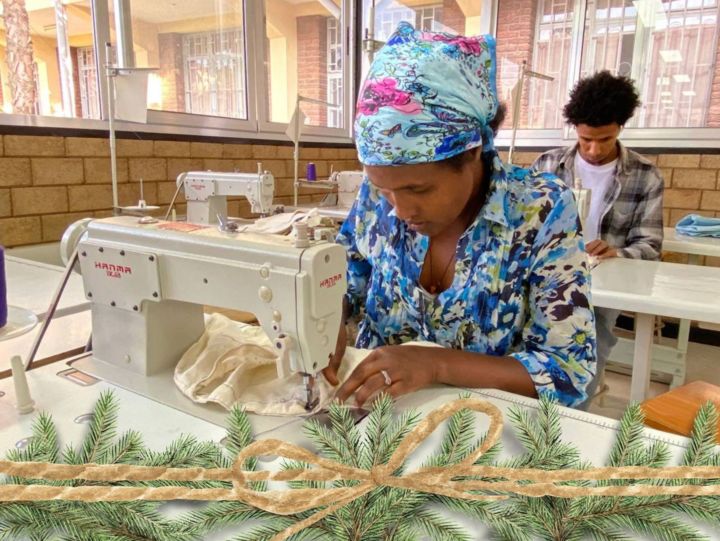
[675,214,720,238]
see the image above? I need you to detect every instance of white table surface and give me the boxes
[592,257,720,401]
[0,363,716,540]
[0,311,91,368]
[663,227,720,258]
[591,258,720,325]
[6,256,90,320]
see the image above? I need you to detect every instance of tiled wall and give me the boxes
[504,150,720,267]
[0,135,360,247]
[0,135,718,269]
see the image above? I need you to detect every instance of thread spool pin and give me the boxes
[11,355,35,415]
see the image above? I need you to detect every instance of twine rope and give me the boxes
[2,398,720,541]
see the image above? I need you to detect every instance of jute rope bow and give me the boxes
[2,397,720,541]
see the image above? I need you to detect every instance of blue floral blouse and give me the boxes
[337,155,597,407]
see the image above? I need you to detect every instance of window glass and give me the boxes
[496,0,576,129]
[581,0,720,128]
[264,0,345,128]
[127,0,248,119]
[359,1,485,83]
[0,0,99,118]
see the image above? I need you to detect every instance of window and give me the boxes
[182,29,247,119]
[416,5,444,31]
[496,0,576,130]
[327,18,343,128]
[1,2,353,142]
[377,5,414,40]
[263,0,346,130]
[0,0,98,118]
[126,0,249,120]
[77,47,101,120]
[360,1,487,81]
[581,0,720,128]
[494,0,720,138]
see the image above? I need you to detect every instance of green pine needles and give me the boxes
[2,390,720,541]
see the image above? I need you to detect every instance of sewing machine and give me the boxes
[62,215,346,424]
[178,166,275,225]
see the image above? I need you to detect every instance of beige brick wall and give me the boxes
[0,134,360,247]
[1,133,718,270]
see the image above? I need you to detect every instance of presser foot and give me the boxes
[302,373,320,412]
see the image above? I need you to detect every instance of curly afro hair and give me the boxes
[564,71,640,127]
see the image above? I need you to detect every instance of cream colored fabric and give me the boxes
[174,313,367,415]
[235,209,321,235]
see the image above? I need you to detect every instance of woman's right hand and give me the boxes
[323,322,347,385]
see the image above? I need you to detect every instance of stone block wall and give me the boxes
[1,133,718,270]
[0,134,360,247]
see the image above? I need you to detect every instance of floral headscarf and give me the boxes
[355,21,498,166]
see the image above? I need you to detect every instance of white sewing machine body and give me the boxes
[178,169,275,224]
[335,171,365,209]
[68,216,346,422]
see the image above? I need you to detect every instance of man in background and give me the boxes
[532,71,665,406]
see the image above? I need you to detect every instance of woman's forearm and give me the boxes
[433,349,538,398]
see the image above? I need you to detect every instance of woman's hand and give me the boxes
[322,323,347,385]
[336,345,439,407]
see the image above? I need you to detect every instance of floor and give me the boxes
[589,338,720,419]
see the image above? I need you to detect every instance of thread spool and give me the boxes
[293,222,311,248]
[306,162,317,181]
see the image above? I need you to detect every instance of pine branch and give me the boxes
[594,509,708,541]
[473,430,502,466]
[231,518,330,541]
[29,411,60,463]
[328,400,362,468]
[507,406,544,455]
[303,418,359,468]
[140,435,224,469]
[177,501,275,537]
[81,391,119,464]
[225,405,254,457]
[99,430,145,465]
[282,460,326,490]
[357,488,426,540]
[436,406,479,466]
[407,509,470,541]
[430,498,531,541]
[375,408,421,469]
[607,404,646,468]
[536,396,563,450]
[682,402,719,469]
[360,393,395,470]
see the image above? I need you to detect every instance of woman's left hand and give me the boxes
[335,345,439,407]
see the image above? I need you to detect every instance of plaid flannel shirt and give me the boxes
[532,142,664,260]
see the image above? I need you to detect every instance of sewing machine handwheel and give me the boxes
[61,218,93,273]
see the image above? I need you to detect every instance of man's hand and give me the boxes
[586,239,618,260]
[336,345,439,407]
[322,323,347,385]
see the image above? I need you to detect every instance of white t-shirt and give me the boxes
[574,153,617,242]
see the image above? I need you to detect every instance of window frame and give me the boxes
[0,0,354,145]
[255,0,355,139]
[491,0,720,149]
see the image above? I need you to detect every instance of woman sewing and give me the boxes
[324,22,596,409]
